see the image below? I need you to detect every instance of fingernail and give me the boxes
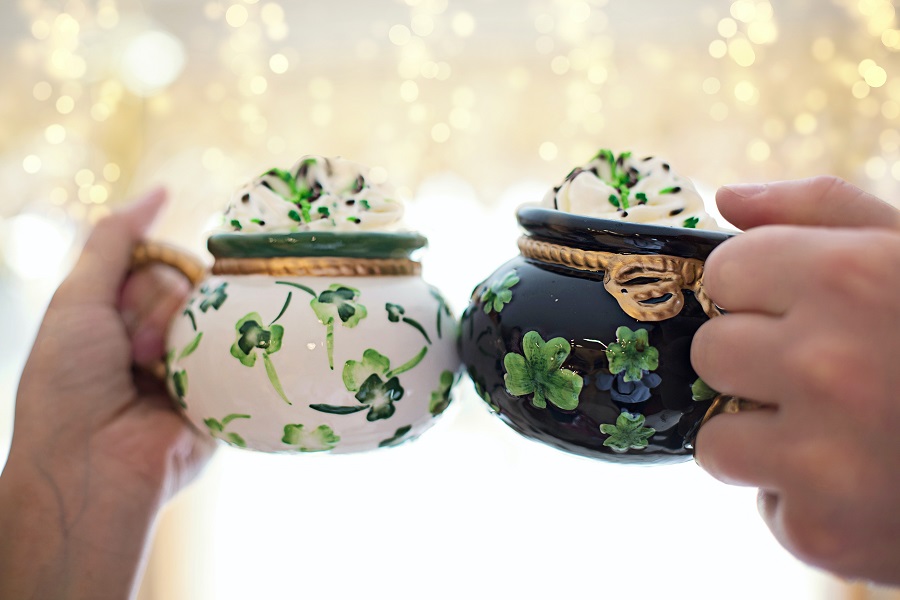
[722,183,767,198]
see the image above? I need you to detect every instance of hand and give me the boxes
[691,176,900,585]
[0,188,216,600]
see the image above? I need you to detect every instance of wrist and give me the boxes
[0,448,161,600]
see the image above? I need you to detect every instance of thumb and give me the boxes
[716,176,900,231]
[57,187,168,306]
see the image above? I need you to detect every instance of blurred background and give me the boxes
[2,0,900,598]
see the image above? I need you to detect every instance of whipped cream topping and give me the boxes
[542,149,717,230]
[223,155,404,233]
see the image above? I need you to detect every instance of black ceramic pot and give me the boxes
[459,206,734,465]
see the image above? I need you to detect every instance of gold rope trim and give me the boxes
[518,236,722,322]
[132,241,208,287]
[212,256,421,277]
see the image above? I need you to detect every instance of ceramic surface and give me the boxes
[458,206,733,465]
[163,234,460,453]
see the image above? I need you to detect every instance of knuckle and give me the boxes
[784,338,860,402]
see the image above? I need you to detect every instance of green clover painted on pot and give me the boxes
[379,425,413,448]
[310,346,428,421]
[386,303,431,344]
[599,411,656,453]
[691,377,718,402]
[205,414,251,448]
[311,284,368,369]
[503,331,583,411]
[429,370,455,416]
[230,312,291,405]
[172,370,188,408]
[605,326,659,383]
[480,270,519,315]
[165,332,203,408]
[429,287,452,339]
[282,423,340,452]
[199,282,228,313]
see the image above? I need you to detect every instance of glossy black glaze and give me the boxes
[517,206,733,259]
[458,209,733,465]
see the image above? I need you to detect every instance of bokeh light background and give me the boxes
[1,0,899,599]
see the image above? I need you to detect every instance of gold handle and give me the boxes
[131,240,208,287]
[130,241,208,381]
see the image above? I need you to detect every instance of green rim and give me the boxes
[207,232,428,260]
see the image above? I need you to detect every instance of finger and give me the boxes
[691,312,785,404]
[717,176,900,231]
[703,227,802,315]
[57,187,167,306]
[694,407,783,488]
[120,265,192,366]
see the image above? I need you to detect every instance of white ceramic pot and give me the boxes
[138,231,460,453]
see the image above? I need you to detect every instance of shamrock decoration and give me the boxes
[379,425,414,448]
[199,282,228,312]
[691,377,718,402]
[480,270,519,315]
[311,284,368,369]
[599,411,656,453]
[310,346,428,421]
[230,312,290,404]
[205,414,251,448]
[605,326,659,383]
[503,330,583,411]
[282,423,340,452]
[386,303,431,344]
[596,371,661,404]
[428,370,455,416]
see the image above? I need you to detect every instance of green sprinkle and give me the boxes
[683,216,700,228]
[317,206,330,217]
[608,194,620,208]
[360,199,371,210]
[635,192,648,203]
[347,216,361,224]
[230,219,242,231]
[659,186,682,195]
[287,210,302,222]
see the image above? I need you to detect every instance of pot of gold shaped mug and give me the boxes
[458,149,756,464]
[133,155,461,454]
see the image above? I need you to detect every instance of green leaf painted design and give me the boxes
[356,374,403,421]
[428,370,455,416]
[230,312,290,404]
[480,270,520,315]
[385,303,431,344]
[503,331,583,410]
[310,284,367,369]
[429,287,452,339]
[282,424,340,452]
[691,377,718,402]
[311,284,367,327]
[343,349,392,391]
[198,282,228,312]
[599,411,656,452]
[379,425,413,448]
[605,326,659,383]
[312,346,426,421]
[179,332,203,360]
[204,414,251,448]
[172,370,188,408]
